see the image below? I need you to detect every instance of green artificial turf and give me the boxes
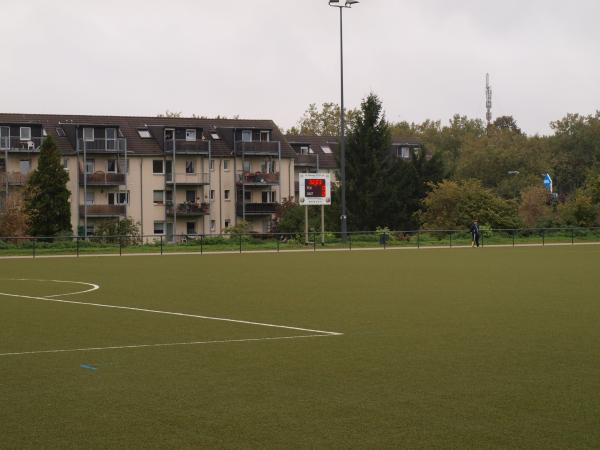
[1,247,599,449]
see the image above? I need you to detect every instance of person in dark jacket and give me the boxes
[470,220,480,248]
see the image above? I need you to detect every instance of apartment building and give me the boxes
[0,114,296,238]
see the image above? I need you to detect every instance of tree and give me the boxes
[417,179,520,230]
[558,190,599,227]
[95,217,142,245]
[287,102,359,136]
[156,110,182,118]
[24,136,72,237]
[0,193,28,237]
[518,186,555,228]
[492,116,522,135]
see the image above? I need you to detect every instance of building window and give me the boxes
[108,192,128,205]
[185,160,194,174]
[0,126,9,149]
[260,130,270,142]
[19,160,31,174]
[223,160,229,171]
[83,128,94,142]
[56,127,66,137]
[85,191,94,205]
[186,222,196,235]
[186,190,196,202]
[262,191,276,203]
[210,159,215,171]
[224,219,231,229]
[243,160,251,172]
[106,159,117,173]
[63,158,69,169]
[153,160,164,174]
[185,129,196,141]
[138,129,152,138]
[299,146,311,155]
[244,191,251,201]
[153,190,164,204]
[400,147,410,159]
[210,133,220,140]
[321,145,332,154]
[210,189,215,201]
[85,159,95,174]
[154,221,165,235]
[106,128,117,150]
[224,190,230,200]
[86,224,95,236]
[20,127,32,141]
[210,220,216,232]
[241,130,252,142]
[165,190,173,204]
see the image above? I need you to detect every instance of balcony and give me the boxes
[78,138,127,153]
[166,202,210,217]
[79,205,126,217]
[237,172,280,186]
[236,202,278,216]
[164,139,209,154]
[235,141,280,156]
[295,154,318,167]
[79,171,126,186]
[0,172,29,186]
[166,172,210,185]
[0,137,43,152]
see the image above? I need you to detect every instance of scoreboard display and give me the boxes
[299,174,331,206]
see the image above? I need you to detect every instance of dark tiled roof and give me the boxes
[285,135,339,170]
[0,113,295,158]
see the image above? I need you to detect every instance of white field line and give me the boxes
[0,334,332,357]
[0,290,342,337]
[0,278,100,297]
[0,241,599,260]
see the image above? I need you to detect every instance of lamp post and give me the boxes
[329,0,358,239]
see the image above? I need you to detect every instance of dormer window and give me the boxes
[211,132,220,140]
[186,129,196,141]
[321,145,332,154]
[241,130,253,142]
[299,146,312,155]
[138,129,152,138]
[83,127,94,142]
[56,127,66,137]
[260,130,270,142]
[20,127,32,141]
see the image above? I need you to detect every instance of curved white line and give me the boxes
[1,279,100,298]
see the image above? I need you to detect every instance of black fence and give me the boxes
[0,227,599,258]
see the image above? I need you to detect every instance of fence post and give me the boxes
[119,235,123,256]
[32,237,36,259]
[512,230,515,248]
[277,235,280,253]
[481,232,484,248]
[160,235,163,255]
[200,234,204,255]
[571,228,574,245]
[239,234,242,254]
[76,236,80,257]
[349,233,352,251]
[542,229,545,247]
[383,232,387,250]
[417,231,420,249]
[313,232,317,252]
[449,232,453,248]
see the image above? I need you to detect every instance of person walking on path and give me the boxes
[470,220,481,248]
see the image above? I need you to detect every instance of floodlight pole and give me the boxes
[329,0,358,239]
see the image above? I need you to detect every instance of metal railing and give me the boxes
[0,136,43,151]
[78,138,127,152]
[79,171,126,186]
[235,141,280,156]
[0,172,29,186]
[236,202,278,215]
[237,172,280,185]
[165,202,210,216]
[165,172,210,185]
[1,227,599,258]
[78,205,126,217]
[164,139,209,154]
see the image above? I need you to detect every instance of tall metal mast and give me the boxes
[486,73,493,127]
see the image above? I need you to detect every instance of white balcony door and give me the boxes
[0,126,9,149]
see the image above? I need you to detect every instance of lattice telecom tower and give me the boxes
[486,73,493,126]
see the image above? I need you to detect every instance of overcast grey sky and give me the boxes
[1,0,599,135]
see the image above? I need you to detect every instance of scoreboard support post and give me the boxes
[299,174,332,248]
[305,205,309,245]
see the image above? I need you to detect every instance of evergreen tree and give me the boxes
[344,93,395,230]
[25,136,72,237]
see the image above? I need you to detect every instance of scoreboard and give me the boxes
[299,173,331,206]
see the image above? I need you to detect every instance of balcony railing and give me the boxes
[164,139,210,154]
[295,154,318,167]
[79,205,126,217]
[78,138,127,153]
[166,172,210,185]
[236,202,278,216]
[237,172,280,185]
[79,171,126,186]
[0,137,43,152]
[166,202,210,217]
[235,141,280,156]
[0,172,29,186]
